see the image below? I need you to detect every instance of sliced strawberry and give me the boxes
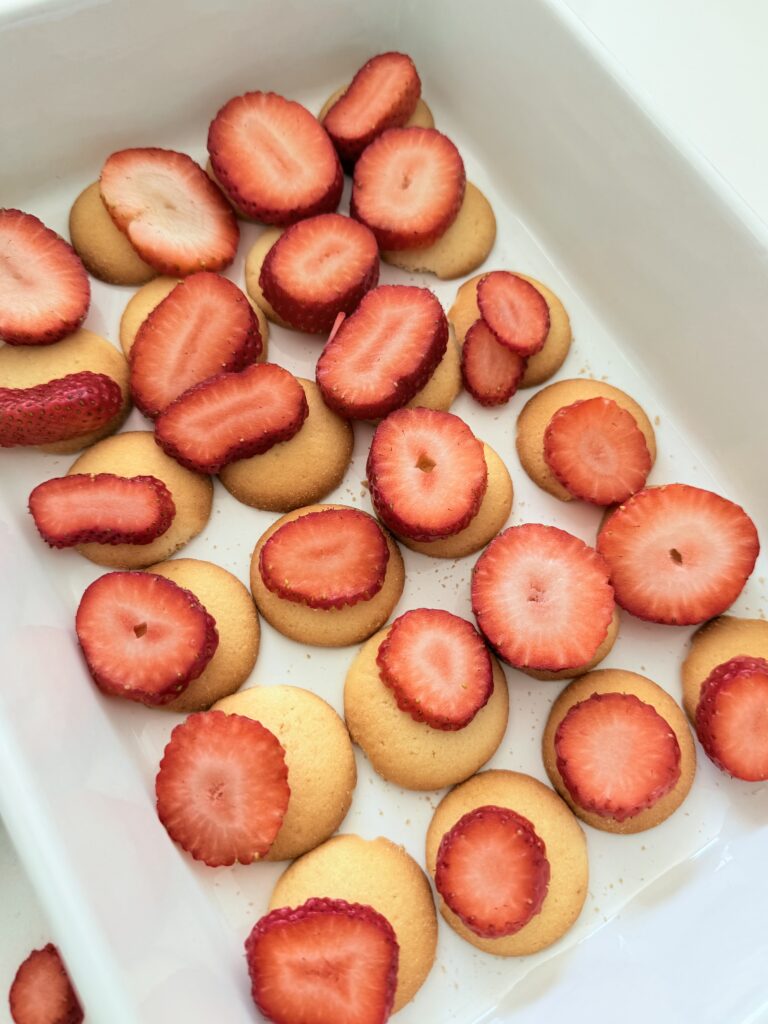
[9,944,83,1024]
[543,397,652,505]
[245,897,399,1024]
[75,571,219,705]
[208,91,343,224]
[555,692,682,821]
[597,484,760,625]
[259,213,379,333]
[99,148,238,275]
[367,408,487,540]
[376,609,493,730]
[29,473,175,548]
[471,524,615,672]
[350,127,465,249]
[435,806,550,938]
[0,209,90,346]
[461,318,526,406]
[695,656,768,781]
[316,285,448,419]
[323,52,421,166]
[259,508,389,609]
[129,271,262,418]
[476,272,550,357]
[0,372,122,448]
[155,710,290,867]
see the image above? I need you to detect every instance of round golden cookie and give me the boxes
[147,558,259,712]
[344,627,509,790]
[68,431,213,568]
[406,327,462,412]
[0,328,130,454]
[69,182,155,286]
[524,607,620,681]
[214,684,356,861]
[449,273,572,387]
[250,504,405,647]
[382,183,496,280]
[516,378,657,502]
[219,379,352,512]
[244,229,291,328]
[542,669,696,835]
[681,616,768,722]
[270,834,437,1012]
[318,86,434,129]
[425,770,588,956]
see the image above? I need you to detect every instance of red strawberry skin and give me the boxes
[156,710,290,867]
[245,897,399,1024]
[476,272,550,357]
[0,209,90,346]
[9,943,83,1024]
[29,473,175,548]
[208,91,343,224]
[695,656,768,781]
[260,213,380,333]
[0,372,123,448]
[461,318,526,407]
[154,362,309,474]
[75,571,218,706]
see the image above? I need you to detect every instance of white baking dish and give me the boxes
[1,1,767,1021]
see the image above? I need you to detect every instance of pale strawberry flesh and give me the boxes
[696,656,768,781]
[461,318,526,406]
[9,944,83,1024]
[476,272,550,357]
[0,372,122,448]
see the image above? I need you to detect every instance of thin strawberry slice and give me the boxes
[0,209,90,346]
[129,271,262,418]
[316,285,448,419]
[9,944,83,1024]
[471,524,615,671]
[695,656,768,781]
[208,91,343,224]
[435,806,550,938]
[260,213,379,333]
[476,272,550,357]
[29,473,175,548]
[155,363,308,474]
[245,897,399,1024]
[367,408,487,540]
[544,397,652,505]
[0,372,122,448]
[100,148,238,275]
[350,127,465,249]
[597,484,760,625]
[461,318,526,406]
[376,609,493,730]
[323,52,421,166]
[259,508,389,609]
[555,692,682,821]
[155,710,290,867]
[76,571,219,705]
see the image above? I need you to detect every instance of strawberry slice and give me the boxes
[367,408,487,540]
[434,806,550,938]
[129,271,262,418]
[597,484,760,625]
[555,692,682,821]
[0,209,90,346]
[29,473,175,548]
[9,944,83,1024]
[461,318,526,407]
[245,897,399,1024]
[75,571,219,705]
[695,656,768,781]
[376,608,493,730]
[323,52,421,166]
[99,148,238,275]
[259,213,379,333]
[316,285,448,419]
[544,397,652,505]
[259,508,389,609]
[208,91,343,224]
[476,272,550,357]
[0,372,122,448]
[350,127,466,249]
[471,524,615,672]
[155,710,290,866]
